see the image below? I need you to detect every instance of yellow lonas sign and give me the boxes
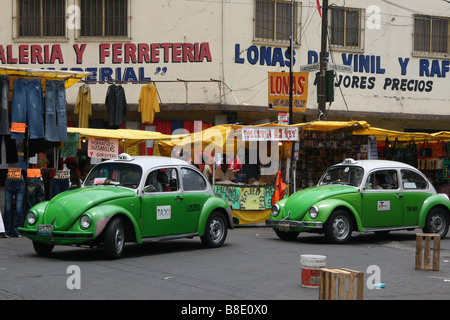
[268,72,308,113]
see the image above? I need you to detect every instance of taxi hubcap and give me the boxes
[115,225,124,253]
[430,215,444,233]
[333,216,349,239]
[210,219,224,243]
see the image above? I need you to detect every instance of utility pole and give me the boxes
[288,0,294,124]
[318,0,328,120]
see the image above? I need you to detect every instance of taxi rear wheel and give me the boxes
[103,217,125,259]
[423,208,449,238]
[201,211,227,248]
[324,210,353,244]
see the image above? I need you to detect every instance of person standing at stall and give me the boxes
[215,163,236,182]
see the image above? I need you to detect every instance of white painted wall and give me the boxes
[0,0,448,117]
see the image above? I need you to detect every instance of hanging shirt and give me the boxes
[105,84,127,128]
[138,84,160,124]
[74,84,92,128]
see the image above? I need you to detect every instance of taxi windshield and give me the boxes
[84,163,143,189]
[318,165,364,187]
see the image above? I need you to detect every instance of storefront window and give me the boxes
[80,0,128,37]
[414,15,449,55]
[18,0,66,37]
[329,6,362,49]
[254,0,299,43]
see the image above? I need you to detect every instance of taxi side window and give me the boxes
[144,168,179,192]
[182,168,207,191]
[401,169,428,190]
[367,170,398,190]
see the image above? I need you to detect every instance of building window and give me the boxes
[18,0,66,37]
[255,0,300,44]
[329,6,362,49]
[414,15,449,55]
[80,0,128,37]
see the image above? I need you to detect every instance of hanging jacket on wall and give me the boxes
[105,84,127,128]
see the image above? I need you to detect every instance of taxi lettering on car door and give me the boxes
[362,169,403,227]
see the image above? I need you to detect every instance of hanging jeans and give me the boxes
[45,80,67,142]
[11,78,44,140]
[0,135,19,164]
[51,178,70,197]
[25,177,46,212]
[0,76,10,135]
[3,178,25,237]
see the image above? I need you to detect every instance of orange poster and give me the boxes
[268,72,308,113]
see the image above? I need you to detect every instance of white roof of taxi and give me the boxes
[105,154,193,171]
[336,158,417,172]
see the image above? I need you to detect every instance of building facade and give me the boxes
[1,0,449,132]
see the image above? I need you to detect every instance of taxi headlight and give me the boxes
[271,204,280,217]
[26,211,37,226]
[309,206,319,219]
[80,215,91,229]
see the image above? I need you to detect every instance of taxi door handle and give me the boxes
[175,196,184,201]
[394,194,403,198]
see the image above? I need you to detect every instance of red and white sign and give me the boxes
[278,112,289,125]
[242,127,298,141]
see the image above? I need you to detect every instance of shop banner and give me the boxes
[61,133,79,158]
[240,187,266,210]
[242,127,298,141]
[268,72,308,113]
[215,185,240,209]
[214,184,284,210]
[88,137,119,159]
[444,160,450,180]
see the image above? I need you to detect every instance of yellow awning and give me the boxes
[0,66,91,90]
[158,124,237,157]
[352,127,450,142]
[158,121,370,158]
[252,120,370,131]
[67,127,178,148]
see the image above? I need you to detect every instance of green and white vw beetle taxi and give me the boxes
[266,159,450,243]
[19,154,232,259]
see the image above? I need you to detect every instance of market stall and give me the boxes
[157,121,370,225]
[0,67,91,237]
[353,126,450,196]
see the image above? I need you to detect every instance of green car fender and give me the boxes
[417,195,450,228]
[273,198,288,218]
[197,196,231,237]
[21,201,49,230]
[314,198,364,231]
[84,203,143,242]
[28,200,49,217]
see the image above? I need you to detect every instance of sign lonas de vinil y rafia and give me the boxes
[268,72,308,113]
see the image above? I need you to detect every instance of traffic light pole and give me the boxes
[318,0,328,120]
[289,0,294,125]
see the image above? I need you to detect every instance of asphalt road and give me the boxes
[0,226,449,303]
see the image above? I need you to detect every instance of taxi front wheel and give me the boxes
[104,217,125,259]
[324,210,353,244]
[201,211,227,248]
[33,241,54,255]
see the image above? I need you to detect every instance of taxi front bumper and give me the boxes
[265,219,323,230]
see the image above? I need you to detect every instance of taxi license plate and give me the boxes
[37,224,53,236]
[278,221,290,232]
